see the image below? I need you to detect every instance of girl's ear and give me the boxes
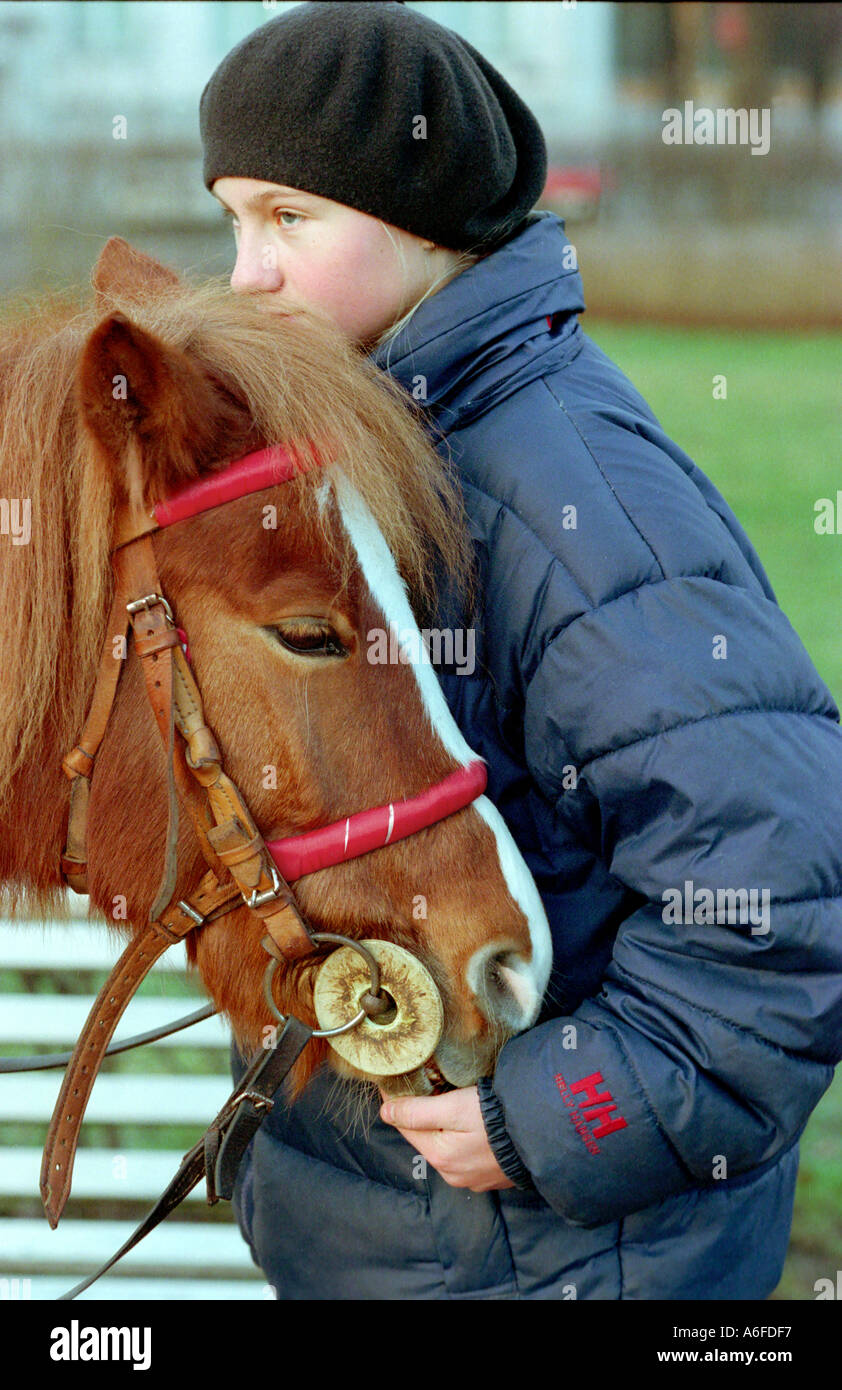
[76,311,231,508]
[92,236,180,312]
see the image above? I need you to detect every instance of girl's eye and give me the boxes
[275,209,302,228]
[270,620,347,659]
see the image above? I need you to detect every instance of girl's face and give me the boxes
[213,177,451,347]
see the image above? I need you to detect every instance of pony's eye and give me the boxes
[270,620,347,658]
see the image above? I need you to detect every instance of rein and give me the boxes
[12,443,487,1299]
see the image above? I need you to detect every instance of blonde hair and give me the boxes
[371,221,481,366]
[370,208,537,363]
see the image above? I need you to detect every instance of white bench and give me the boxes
[0,905,270,1301]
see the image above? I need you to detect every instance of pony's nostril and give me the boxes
[466,942,541,1031]
[486,957,509,994]
[488,953,539,1020]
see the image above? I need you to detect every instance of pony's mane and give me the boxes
[0,277,474,818]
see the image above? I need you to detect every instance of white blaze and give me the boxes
[331,468,552,1015]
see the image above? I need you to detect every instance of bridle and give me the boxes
[8,440,488,1298]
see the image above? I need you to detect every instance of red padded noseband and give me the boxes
[267,759,488,882]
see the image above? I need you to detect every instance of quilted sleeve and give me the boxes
[484,572,842,1226]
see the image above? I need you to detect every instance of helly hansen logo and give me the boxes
[554,1071,628,1154]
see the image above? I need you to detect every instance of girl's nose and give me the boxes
[229,235,284,294]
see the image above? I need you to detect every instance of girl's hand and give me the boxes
[379,1085,515,1192]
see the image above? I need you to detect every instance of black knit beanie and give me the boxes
[200,1,547,252]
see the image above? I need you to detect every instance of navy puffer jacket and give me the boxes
[231,210,842,1299]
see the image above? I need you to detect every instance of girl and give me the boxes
[199,1,842,1300]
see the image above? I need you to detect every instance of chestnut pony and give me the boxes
[0,239,551,1102]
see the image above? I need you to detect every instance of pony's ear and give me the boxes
[77,311,235,507]
[92,237,180,312]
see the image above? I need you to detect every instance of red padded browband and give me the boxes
[154,444,320,528]
[267,759,488,882]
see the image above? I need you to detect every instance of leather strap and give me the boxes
[58,1143,207,1302]
[212,1015,314,1200]
[62,579,131,776]
[59,579,132,892]
[116,538,186,922]
[206,815,314,961]
[61,777,91,893]
[115,539,177,754]
[57,1016,313,1301]
[0,1003,217,1074]
[112,506,159,551]
[40,871,239,1229]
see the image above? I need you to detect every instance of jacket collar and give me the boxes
[370,211,585,430]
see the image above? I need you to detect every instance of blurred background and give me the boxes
[1,1,841,322]
[0,1,840,1302]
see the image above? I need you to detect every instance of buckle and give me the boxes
[177,899,206,927]
[247,861,284,911]
[231,1089,274,1115]
[127,593,175,624]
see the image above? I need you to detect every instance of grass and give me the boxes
[585,317,842,1300]
[582,319,842,700]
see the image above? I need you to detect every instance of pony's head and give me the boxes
[0,239,551,1096]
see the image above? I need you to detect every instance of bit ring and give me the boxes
[262,931,385,1036]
